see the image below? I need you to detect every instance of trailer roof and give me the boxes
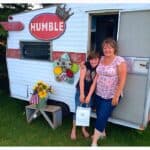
[10,3,150,17]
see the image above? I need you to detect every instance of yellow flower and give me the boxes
[53,66,63,75]
[38,90,47,99]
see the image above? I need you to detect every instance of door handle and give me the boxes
[140,62,149,69]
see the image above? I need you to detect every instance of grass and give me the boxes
[0,90,150,146]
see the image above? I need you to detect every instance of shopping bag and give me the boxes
[75,105,91,126]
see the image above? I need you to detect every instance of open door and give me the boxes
[110,9,150,129]
[117,9,150,57]
[89,13,118,55]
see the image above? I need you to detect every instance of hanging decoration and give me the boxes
[53,53,79,84]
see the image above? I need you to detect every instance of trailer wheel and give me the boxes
[47,99,70,117]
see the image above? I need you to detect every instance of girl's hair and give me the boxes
[102,38,118,54]
[87,51,100,61]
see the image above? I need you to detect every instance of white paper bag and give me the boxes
[75,106,91,126]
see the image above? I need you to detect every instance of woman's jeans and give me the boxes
[73,89,93,121]
[94,94,119,132]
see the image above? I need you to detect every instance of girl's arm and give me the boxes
[85,74,99,103]
[112,62,127,106]
[79,64,86,103]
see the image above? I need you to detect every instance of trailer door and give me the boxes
[117,9,150,57]
[110,9,150,129]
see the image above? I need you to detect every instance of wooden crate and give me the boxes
[25,104,62,129]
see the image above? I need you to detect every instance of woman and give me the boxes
[70,51,100,140]
[85,38,127,146]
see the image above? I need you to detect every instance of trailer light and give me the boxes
[8,16,13,20]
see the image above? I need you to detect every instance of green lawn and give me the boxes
[0,90,150,146]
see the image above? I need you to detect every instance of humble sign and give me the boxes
[29,13,66,41]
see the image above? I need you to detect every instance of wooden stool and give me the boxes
[25,104,62,129]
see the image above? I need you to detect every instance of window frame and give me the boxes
[20,40,52,61]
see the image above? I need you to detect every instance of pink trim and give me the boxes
[6,49,86,62]
[52,51,86,63]
[6,49,21,58]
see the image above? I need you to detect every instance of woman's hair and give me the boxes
[102,38,118,54]
[87,51,100,61]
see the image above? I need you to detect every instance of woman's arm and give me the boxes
[79,64,86,103]
[85,74,99,104]
[112,62,127,106]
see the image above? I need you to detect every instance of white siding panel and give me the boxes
[53,9,88,52]
[10,82,28,99]
[7,4,150,111]
[7,58,79,112]
[7,7,56,49]
[49,81,76,112]
[7,4,150,50]
[7,5,89,52]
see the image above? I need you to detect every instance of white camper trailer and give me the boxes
[3,3,150,130]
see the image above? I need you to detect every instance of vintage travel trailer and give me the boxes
[1,3,150,130]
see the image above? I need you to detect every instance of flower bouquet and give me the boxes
[30,81,54,109]
[53,53,79,84]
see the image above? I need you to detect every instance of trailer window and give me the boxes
[20,41,51,61]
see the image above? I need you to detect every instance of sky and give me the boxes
[1,0,150,3]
